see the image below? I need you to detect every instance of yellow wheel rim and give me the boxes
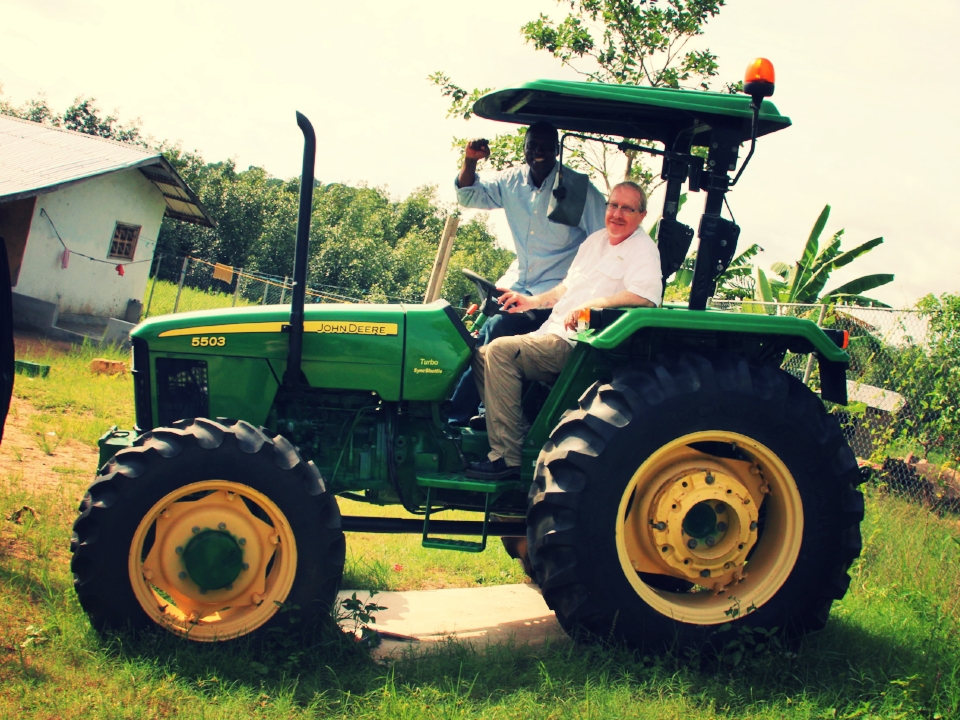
[616,431,803,624]
[128,480,298,641]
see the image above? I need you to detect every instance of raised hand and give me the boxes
[464,138,491,161]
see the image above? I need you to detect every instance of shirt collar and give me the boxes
[522,162,559,190]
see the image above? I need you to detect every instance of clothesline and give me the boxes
[40,208,154,276]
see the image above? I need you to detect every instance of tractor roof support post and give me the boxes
[285,112,316,388]
[688,126,742,311]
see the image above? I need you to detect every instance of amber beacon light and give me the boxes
[743,58,776,101]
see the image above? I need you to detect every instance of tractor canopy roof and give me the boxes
[473,79,791,148]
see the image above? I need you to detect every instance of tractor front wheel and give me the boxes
[71,418,345,641]
[526,352,863,649]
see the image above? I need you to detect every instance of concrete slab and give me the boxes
[102,317,134,346]
[337,583,568,660]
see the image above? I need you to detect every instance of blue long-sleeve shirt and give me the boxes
[455,163,607,295]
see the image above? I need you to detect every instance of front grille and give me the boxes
[156,358,209,426]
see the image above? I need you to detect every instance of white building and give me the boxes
[0,115,212,338]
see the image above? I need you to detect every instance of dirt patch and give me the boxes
[13,329,78,358]
[3,330,100,494]
[0,396,97,493]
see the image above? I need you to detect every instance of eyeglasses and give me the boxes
[606,202,641,215]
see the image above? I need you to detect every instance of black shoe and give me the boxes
[467,414,487,431]
[465,457,520,480]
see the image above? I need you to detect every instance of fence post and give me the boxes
[424,216,460,303]
[173,256,190,314]
[232,268,242,307]
[280,276,289,305]
[802,303,829,386]
[145,253,162,318]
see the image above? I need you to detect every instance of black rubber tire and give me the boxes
[71,418,345,640]
[526,352,864,650]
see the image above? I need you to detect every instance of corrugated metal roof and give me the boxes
[0,115,214,227]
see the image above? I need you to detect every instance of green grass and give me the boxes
[145,278,260,318]
[4,341,960,718]
[3,478,959,719]
[13,339,134,450]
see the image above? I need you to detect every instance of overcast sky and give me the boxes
[2,0,957,307]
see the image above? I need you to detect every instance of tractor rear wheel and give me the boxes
[526,352,863,650]
[71,418,345,641]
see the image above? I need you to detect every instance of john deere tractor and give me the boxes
[71,60,863,650]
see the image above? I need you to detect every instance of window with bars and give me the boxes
[108,222,141,260]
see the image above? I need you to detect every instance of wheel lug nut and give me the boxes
[700,569,711,578]
[175,546,184,554]
[705,474,715,485]
[238,538,246,546]
[241,562,250,570]
[716,522,727,532]
[750,521,758,531]
[218,522,227,530]
[655,521,666,531]
[178,571,188,580]
[192,526,200,534]
[715,504,726,514]
[687,539,698,549]
[705,536,716,547]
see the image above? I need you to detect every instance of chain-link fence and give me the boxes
[709,299,959,513]
[143,254,366,318]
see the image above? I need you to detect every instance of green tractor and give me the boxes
[71,61,863,650]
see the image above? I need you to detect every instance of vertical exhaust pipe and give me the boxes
[284,111,315,387]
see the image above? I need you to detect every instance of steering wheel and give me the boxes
[461,269,504,316]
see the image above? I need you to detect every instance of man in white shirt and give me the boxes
[466,182,663,480]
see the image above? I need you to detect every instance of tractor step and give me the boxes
[416,474,522,552]
[416,473,523,494]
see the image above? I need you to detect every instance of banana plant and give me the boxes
[753,204,893,308]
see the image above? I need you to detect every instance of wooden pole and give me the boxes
[802,303,829,386]
[144,253,161,318]
[424,216,460,304]
[232,268,242,307]
[172,256,189,314]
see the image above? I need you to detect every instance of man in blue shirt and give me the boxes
[448,122,606,424]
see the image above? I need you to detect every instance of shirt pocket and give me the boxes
[598,260,626,281]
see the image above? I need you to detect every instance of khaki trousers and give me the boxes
[472,332,574,467]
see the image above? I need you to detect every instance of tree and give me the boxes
[430,0,731,190]
[61,96,143,144]
[871,293,960,464]
[0,85,144,145]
